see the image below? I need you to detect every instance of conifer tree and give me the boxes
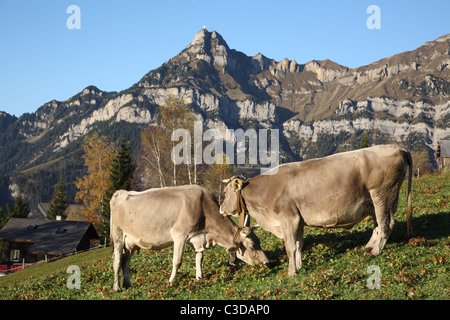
[360,131,370,149]
[110,136,136,191]
[99,136,136,240]
[46,176,68,220]
[6,194,29,219]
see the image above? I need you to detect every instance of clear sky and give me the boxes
[0,0,449,117]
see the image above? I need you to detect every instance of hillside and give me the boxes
[0,29,449,212]
[0,170,448,300]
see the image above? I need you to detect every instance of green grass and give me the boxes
[1,170,449,300]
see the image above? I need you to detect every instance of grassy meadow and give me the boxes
[0,169,448,300]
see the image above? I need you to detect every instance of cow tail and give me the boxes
[403,150,413,236]
[110,219,114,253]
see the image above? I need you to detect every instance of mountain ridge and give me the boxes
[0,29,448,214]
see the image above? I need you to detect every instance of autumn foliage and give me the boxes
[75,133,116,227]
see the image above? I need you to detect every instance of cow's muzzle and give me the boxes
[219,206,226,215]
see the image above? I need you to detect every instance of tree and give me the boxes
[158,95,193,186]
[75,133,116,227]
[46,176,68,220]
[109,136,136,191]
[6,194,29,219]
[138,95,194,188]
[201,153,233,203]
[139,125,169,188]
[98,136,136,239]
[360,131,370,149]
[0,207,8,228]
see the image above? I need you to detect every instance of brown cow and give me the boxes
[110,185,268,292]
[220,144,412,275]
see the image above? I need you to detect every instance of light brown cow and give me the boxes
[220,144,412,275]
[110,185,268,292]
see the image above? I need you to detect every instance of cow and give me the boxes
[219,144,412,276]
[110,184,269,292]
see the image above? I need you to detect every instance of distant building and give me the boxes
[0,218,99,267]
[436,140,450,170]
[37,203,83,220]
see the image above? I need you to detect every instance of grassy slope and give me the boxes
[0,170,448,300]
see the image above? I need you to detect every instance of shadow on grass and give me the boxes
[263,211,450,268]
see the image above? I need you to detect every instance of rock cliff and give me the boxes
[0,29,448,211]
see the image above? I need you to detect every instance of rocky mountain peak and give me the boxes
[80,85,104,97]
[187,29,229,52]
[184,29,235,70]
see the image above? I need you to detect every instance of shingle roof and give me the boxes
[0,218,99,255]
[438,140,450,158]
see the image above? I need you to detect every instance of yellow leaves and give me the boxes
[75,133,116,226]
[138,95,195,188]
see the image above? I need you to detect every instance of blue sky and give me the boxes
[0,0,449,117]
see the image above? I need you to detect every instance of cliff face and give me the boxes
[0,29,449,211]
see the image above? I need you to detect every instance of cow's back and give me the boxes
[110,186,205,250]
[248,144,408,228]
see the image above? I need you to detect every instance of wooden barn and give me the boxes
[437,140,450,170]
[0,218,99,268]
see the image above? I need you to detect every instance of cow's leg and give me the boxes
[195,250,204,280]
[188,236,205,281]
[169,236,187,284]
[366,189,395,256]
[295,223,305,270]
[282,220,299,276]
[112,237,123,293]
[122,247,132,289]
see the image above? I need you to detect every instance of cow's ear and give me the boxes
[233,178,247,191]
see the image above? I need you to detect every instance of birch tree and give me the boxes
[138,95,195,188]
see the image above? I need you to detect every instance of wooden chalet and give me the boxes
[0,218,99,267]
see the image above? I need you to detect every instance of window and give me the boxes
[9,249,20,262]
[27,224,38,231]
[56,228,67,234]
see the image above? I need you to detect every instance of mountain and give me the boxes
[0,29,449,214]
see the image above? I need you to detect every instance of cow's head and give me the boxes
[229,226,269,265]
[219,175,247,217]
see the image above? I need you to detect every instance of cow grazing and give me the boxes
[220,144,412,276]
[110,185,268,292]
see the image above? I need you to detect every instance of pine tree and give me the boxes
[99,136,136,240]
[360,131,370,149]
[6,194,29,219]
[110,136,136,191]
[0,207,8,228]
[46,176,68,220]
